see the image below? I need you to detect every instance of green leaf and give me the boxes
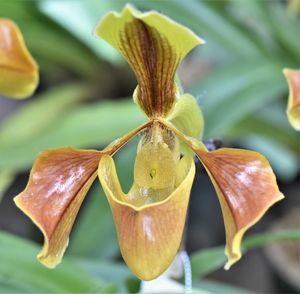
[128,0,261,58]
[191,229,300,278]
[0,1,98,77]
[0,84,89,145]
[191,60,284,111]
[266,2,300,60]
[68,182,118,260]
[226,2,270,52]
[38,0,124,64]
[193,60,287,137]
[193,280,253,294]
[190,246,227,279]
[228,111,299,154]
[0,170,15,203]
[74,258,134,293]
[0,99,146,170]
[0,231,115,293]
[242,229,300,250]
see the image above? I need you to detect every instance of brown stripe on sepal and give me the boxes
[119,19,178,117]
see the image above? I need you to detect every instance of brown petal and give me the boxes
[13,121,151,268]
[98,155,195,280]
[0,19,38,99]
[14,148,101,268]
[159,116,284,268]
[283,68,300,130]
[196,148,284,268]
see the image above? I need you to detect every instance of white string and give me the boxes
[180,250,192,294]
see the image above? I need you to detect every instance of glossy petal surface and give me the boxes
[98,154,195,280]
[14,148,101,268]
[196,148,284,268]
[283,68,300,130]
[95,4,204,117]
[159,120,284,268]
[0,19,38,99]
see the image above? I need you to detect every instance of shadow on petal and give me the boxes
[98,154,195,281]
[14,148,101,268]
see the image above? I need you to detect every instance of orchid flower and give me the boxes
[283,68,300,130]
[0,19,38,98]
[14,5,284,281]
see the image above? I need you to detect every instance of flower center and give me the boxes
[126,124,181,206]
[149,168,156,179]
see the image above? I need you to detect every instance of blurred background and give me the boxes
[0,0,299,293]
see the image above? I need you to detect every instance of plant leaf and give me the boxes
[0,84,89,145]
[128,0,261,58]
[191,229,300,278]
[68,182,118,260]
[0,0,99,77]
[197,61,286,137]
[38,0,124,64]
[193,280,253,294]
[0,231,115,293]
[190,246,227,279]
[0,99,145,170]
[74,258,133,293]
[0,170,15,203]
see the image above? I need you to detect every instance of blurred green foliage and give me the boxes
[0,0,299,292]
[1,229,299,293]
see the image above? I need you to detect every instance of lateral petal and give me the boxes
[0,19,39,99]
[283,68,300,130]
[95,4,204,117]
[166,94,204,139]
[159,120,284,268]
[13,121,150,268]
[14,148,101,268]
[196,148,284,269]
[98,154,195,280]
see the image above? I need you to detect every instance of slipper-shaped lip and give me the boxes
[98,154,195,211]
[98,154,196,280]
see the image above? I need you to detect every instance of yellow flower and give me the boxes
[0,19,39,99]
[283,68,300,130]
[14,5,283,281]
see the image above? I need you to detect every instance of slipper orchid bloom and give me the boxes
[14,5,284,281]
[283,68,300,130]
[0,19,38,98]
